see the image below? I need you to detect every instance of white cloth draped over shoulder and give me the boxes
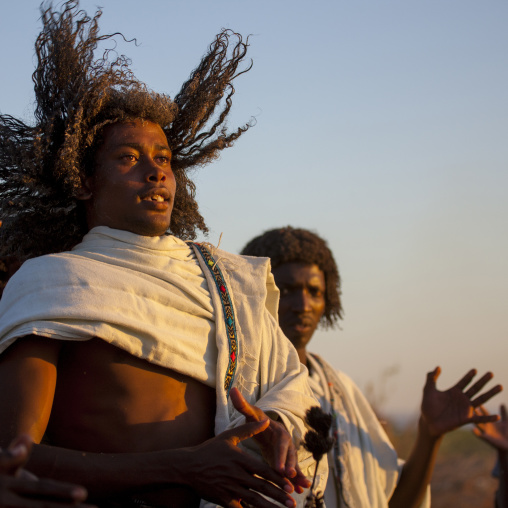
[307,353,430,508]
[0,227,326,507]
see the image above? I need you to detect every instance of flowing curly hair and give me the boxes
[0,1,253,260]
[241,226,343,328]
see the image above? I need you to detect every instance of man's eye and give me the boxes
[122,154,138,162]
[156,156,171,164]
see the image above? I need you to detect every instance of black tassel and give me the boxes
[302,406,334,507]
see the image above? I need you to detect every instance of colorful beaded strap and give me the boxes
[191,243,238,397]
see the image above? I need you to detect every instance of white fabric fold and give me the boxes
[0,226,218,386]
[307,353,430,508]
[0,227,325,507]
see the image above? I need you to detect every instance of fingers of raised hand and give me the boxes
[470,384,503,408]
[473,406,489,429]
[464,372,495,398]
[424,367,441,389]
[454,369,478,391]
[471,413,500,425]
[501,404,507,421]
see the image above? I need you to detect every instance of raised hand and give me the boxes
[0,434,95,507]
[421,367,502,438]
[229,387,311,494]
[473,404,508,451]
[187,419,299,508]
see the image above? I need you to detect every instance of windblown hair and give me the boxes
[0,1,253,260]
[241,226,343,328]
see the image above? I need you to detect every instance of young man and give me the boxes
[242,226,502,508]
[0,4,323,507]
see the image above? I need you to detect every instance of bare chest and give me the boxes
[47,338,216,452]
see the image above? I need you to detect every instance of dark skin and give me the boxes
[272,261,503,508]
[0,120,310,508]
[0,434,95,508]
[474,404,508,508]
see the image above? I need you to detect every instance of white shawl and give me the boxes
[308,353,430,508]
[0,227,326,507]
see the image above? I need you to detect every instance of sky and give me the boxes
[1,0,507,420]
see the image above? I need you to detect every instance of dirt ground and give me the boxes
[387,421,499,507]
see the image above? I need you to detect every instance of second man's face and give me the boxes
[272,262,326,353]
[82,119,176,237]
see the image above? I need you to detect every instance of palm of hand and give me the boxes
[422,384,476,436]
[420,367,502,438]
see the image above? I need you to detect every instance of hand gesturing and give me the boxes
[473,404,508,452]
[229,387,311,494]
[421,367,502,438]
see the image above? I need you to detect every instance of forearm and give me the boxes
[389,417,442,508]
[496,451,508,508]
[27,443,190,500]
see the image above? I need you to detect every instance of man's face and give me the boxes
[82,119,176,237]
[272,262,326,353]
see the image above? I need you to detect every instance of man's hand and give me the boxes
[473,404,508,451]
[0,434,96,507]
[186,419,300,508]
[421,367,502,438]
[229,387,311,494]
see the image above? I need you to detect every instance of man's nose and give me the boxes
[292,290,312,312]
[145,160,167,182]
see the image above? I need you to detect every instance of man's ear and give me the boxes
[75,174,93,201]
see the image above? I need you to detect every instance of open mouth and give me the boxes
[144,194,166,203]
[141,187,171,203]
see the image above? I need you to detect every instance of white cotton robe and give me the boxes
[0,227,327,507]
[307,353,430,508]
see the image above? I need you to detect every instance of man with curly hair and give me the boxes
[0,3,323,507]
[242,226,502,508]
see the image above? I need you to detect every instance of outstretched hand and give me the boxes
[473,404,508,452]
[420,367,502,438]
[0,434,95,507]
[230,387,311,494]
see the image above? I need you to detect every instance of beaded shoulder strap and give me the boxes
[191,242,238,397]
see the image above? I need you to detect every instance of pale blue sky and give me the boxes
[1,0,507,418]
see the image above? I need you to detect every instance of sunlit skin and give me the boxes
[80,119,176,237]
[42,121,214,506]
[0,121,214,506]
[0,121,310,508]
[272,262,325,365]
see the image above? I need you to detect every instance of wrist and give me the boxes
[418,415,444,444]
[149,448,193,488]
